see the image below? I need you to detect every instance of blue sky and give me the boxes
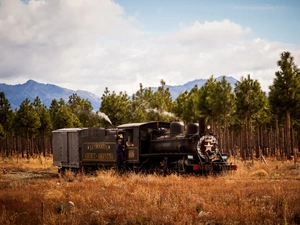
[116,0,299,45]
[1,0,299,96]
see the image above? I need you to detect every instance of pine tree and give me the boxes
[197,76,219,133]
[13,98,41,157]
[0,92,13,155]
[33,96,52,156]
[100,88,131,126]
[234,75,266,160]
[269,51,300,160]
[68,93,95,127]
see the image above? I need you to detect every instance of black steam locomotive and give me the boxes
[52,121,237,174]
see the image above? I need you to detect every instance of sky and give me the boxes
[0,0,300,97]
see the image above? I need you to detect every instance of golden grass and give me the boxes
[1,155,56,172]
[0,156,300,225]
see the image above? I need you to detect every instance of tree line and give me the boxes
[0,51,299,162]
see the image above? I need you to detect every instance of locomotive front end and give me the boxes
[191,124,238,173]
[197,133,219,161]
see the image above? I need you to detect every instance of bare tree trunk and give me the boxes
[210,116,215,135]
[292,128,297,165]
[270,127,273,157]
[43,136,46,157]
[245,118,249,159]
[230,130,234,157]
[26,132,30,159]
[243,122,247,160]
[296,128,300,165]
[5,135,9,157]
[20,137,24,158]
[267,126,271,157]
[223,115,228,154]
[281,127,285,160]
[218,124,223,153]
[255,125,260,158]
[286,111,291,159]
[275,119,279,159]
[291,126,294,158]
[249,117,253,163]
[5,135,9,156]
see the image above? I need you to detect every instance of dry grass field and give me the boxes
[0,156,300,225]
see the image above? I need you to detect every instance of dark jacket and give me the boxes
[116,144,123,155]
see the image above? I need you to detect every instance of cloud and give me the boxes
[229,4,283,11]
[177,20,251,44]
[0,0,299,97]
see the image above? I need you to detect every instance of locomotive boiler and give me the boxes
[52,121,237,174]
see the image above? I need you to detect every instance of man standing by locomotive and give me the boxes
[116,139,124,172]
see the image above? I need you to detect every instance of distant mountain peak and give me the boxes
[153,75,237,99]
[0,80,102,110]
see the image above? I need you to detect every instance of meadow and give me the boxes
[0,156,300,225]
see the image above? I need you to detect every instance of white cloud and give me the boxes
[177,20,251,45]
[0,0,299,97]
[229,4,283,11]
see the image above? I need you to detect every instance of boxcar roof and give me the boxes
[52,128,87,133]
[117,121,171,129]
[117,122,149,128]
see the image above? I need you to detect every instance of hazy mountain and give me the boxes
[0,76,237,110]
[152,76,238,99]
[0,80,102,110]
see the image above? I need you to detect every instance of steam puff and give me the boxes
[146,108,176,118]
[97,111,112,125]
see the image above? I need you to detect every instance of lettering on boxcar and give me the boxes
[85,153,96,159]
[98,153,113,160]
[84,142,114,151]
[83,153,114,161]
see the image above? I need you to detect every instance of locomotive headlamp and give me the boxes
[221,154,228,161]
[187,155,193,160]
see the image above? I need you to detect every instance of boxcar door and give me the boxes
[67,131,80,167]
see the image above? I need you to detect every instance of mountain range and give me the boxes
[158,76,238,99]
[0,76,237,110]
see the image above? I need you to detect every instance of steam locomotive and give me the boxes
[52,121,237,174]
